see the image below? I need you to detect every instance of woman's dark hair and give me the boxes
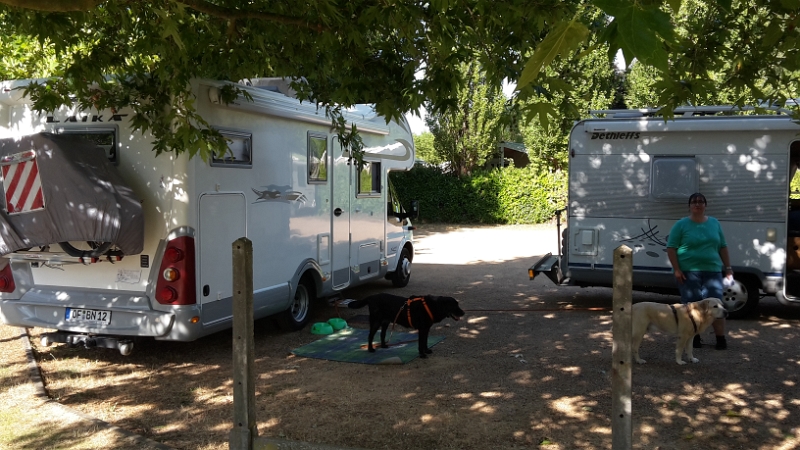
[688,192,707,205]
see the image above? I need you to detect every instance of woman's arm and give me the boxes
[667,247,685,283]
[719,246,733,276]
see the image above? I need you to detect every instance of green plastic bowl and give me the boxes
[328,318,347,330]
[311,322,334,335]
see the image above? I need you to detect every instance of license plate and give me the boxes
[65,308,111,325]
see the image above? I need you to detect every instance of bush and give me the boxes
[391,165,567,224]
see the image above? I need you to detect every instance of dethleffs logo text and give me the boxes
[590,131,640,139]
[45,113,128,123]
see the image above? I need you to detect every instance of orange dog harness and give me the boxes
[406,296,434,328]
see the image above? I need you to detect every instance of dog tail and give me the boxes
[347,298,369,309]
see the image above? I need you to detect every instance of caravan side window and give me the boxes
[308,133,328,183]
[56,127,118,163]
[358,161,381,197]
[651,156,698,201]
[211,130,252,167]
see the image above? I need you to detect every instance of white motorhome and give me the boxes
[0,78,417,354]
[530,106,800,319]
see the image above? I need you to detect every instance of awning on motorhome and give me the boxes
[0,133,143,256]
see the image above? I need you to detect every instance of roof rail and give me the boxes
[589,103,796,119]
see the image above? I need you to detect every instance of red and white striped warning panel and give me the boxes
[1,150,45,214]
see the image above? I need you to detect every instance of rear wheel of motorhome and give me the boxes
[722,276,760,319]
[391,248,412,288]
[280,279,314,330]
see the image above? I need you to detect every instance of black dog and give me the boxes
[348,293,465,358]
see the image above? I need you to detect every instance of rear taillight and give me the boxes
[0,263,16,293]
[155,236,196,305]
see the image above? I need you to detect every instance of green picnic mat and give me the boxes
[291,327,445,365]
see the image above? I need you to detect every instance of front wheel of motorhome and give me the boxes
[279,279,314,331]
[391,248,412,288]
[722,276,760,319]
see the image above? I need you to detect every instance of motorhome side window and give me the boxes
[308,134,327,183]
[358,161,381,196]
[650,156,698,201]
[57,127,118,163]
[211,131,252,167]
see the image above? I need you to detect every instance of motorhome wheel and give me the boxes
[280,280,314,331]
[722,277,760,319]
[40,335,51,347]
[391,248,412,288]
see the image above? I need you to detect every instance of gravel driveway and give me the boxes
[19,224,800,449]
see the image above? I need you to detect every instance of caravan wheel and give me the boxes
[722,276,760,319]
[391,248,412,288]
[280,280,314,331]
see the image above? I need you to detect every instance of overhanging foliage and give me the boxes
[1,0,798,160]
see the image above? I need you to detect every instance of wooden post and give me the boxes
[230,238,257,450]
[611,244,633,450]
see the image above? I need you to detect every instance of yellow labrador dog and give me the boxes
[632,298,728,365]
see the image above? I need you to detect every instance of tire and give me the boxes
[59,241,113,258]
[279,279,314,331]
[118,341,134,356]
[391,248,412,288]
[722,276,760,319]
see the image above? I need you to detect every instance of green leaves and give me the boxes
[3,0,800,161]
[594,0,674,72]
[519,18,589,89]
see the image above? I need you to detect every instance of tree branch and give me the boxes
[0,0,104,12]
[177,0,324,32]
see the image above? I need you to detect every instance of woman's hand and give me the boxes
[674,268,686,284]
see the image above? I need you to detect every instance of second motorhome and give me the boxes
[530,106,800,319]
[0,78,417,354]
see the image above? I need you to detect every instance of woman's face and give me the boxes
[689,198,706,212]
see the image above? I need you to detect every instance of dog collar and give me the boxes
[670,304,698,334]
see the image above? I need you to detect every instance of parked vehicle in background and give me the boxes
[0,78,417,354]
[530,106,800,319]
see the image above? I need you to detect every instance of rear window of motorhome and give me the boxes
[57,127,118,163]
[651,156,698,201]
[211,131,252,167]
[308,134,327,182]
[358,161,381,196]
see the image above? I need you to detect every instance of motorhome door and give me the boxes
[331,139,351,288]
[199,192,246,324]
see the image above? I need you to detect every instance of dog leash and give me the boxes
[670,304,698,334]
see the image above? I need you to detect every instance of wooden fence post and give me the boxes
[230,237,257,450]
[611,244,633,450]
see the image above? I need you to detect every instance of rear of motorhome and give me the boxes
[530,107,800,318]
[0,78,417,354]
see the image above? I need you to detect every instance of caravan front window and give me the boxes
[651,156,698,201]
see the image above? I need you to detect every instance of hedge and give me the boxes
[390,165,567,224]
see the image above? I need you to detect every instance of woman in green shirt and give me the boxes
[666,192,731,350]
